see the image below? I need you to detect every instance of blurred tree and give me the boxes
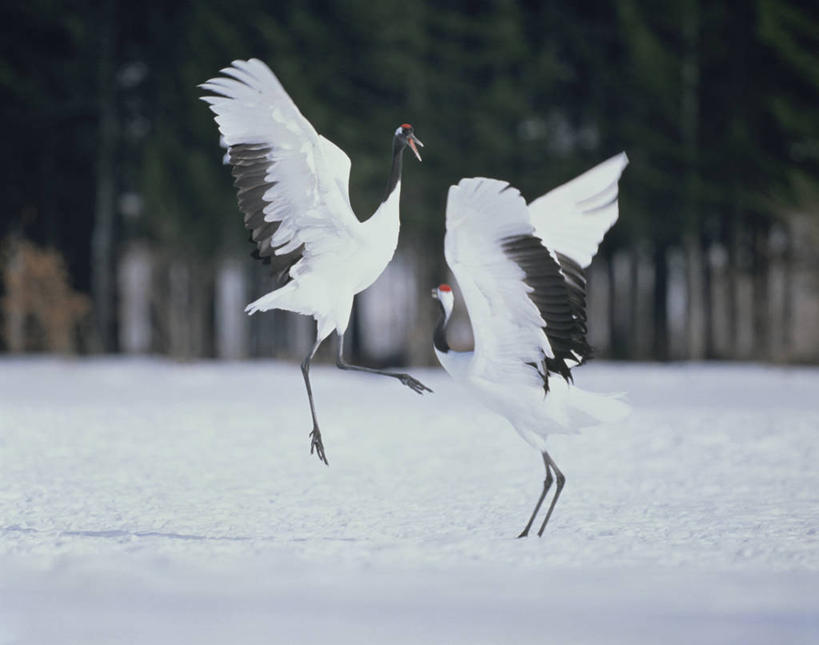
[756,0,819,360]
[758,0,819,190]
[1,0,816,361]
[0,1,98,301]
[92,0,117,351]
[614,0,687,359]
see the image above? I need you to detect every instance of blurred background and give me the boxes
[1,0,817,366]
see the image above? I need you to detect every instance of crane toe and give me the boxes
[397,374,433,394]
[309,427,329,465]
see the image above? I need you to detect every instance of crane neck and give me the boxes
[433,298,451,354]
[383,138,406,202]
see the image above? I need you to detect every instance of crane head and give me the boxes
[431,283,454,313]
[395,123,423,162]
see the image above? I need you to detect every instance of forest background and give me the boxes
[1,0,817,365]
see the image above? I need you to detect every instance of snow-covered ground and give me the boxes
[1,358,817,644]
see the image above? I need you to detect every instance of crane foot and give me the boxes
[396,373,433,395]
[309,427,329,465]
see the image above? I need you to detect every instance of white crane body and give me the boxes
[201,59,428,464]
[433,153,630,536]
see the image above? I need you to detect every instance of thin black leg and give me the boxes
[301,334,328,465]
[537,450,565,537]
[335,332,432,395]
[518,452,553,538]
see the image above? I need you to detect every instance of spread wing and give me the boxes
[445,178,589,390]
[200,59,359,285]
[528,152,628,269]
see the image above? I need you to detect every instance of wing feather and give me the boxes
[501,237,591,381]
[445,179,554,390]
[528,152,628,268]
[200,59,358,284]
[446,176,605,390]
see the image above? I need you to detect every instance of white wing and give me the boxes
[445,178,554,388]
[200,59,359,281]
[528,152,628,268]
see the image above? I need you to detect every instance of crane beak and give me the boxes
[431,288,438,298]
[408,134,423,162]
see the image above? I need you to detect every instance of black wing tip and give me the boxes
[502,233,593,379]
[227,143,295,277]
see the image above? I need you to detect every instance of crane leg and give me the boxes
[536,450,565,537]
[301,335,328,465]
[518,452,553,538]
[335,333,432,395]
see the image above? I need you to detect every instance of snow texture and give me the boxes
[1,358,818,643]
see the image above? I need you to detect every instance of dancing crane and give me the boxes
[432,153,630,537]
[201,59,430,465]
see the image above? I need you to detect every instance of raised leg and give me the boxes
[518,453,553,538]
[536,451,565,537]
[301,335,328,465]
[335,332,432,395]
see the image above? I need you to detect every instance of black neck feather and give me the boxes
[433,299,450,354]
[383,138,405,201]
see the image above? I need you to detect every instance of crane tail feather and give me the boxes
[566,386,631,426]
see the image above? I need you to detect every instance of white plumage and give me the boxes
[201,59,429,465]
[432,153,630,537]
[529,152,628,268]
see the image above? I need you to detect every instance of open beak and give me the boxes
[431,288,438,298]
[408,134,423,162]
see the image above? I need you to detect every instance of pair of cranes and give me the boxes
[201,59,629,538]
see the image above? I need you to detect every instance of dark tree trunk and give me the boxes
[41,136,58,246]
[701,232,715,358]
[751,216,771,360]
[91,0,117,352]
[606,250,627,359]
[628,245,640,359]
[681,0,701,359]
[781,222,794,359]
[350,297,362,362]
[652,244,669,361]
[726,207,741,359]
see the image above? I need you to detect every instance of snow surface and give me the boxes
[1,358,818,643]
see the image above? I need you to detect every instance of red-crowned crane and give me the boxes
[432,153,630,537]
[200,59,430,465]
